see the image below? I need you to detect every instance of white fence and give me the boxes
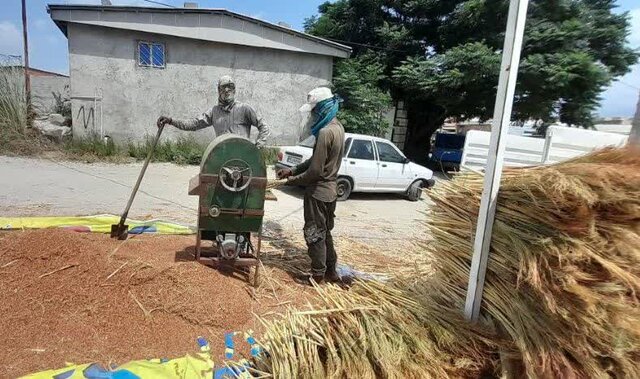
[460,125,629,170]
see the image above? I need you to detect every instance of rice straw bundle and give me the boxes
[255,280,499,379]
[266,179,288,190]
[425,145,640,378]
[253,146,640,378]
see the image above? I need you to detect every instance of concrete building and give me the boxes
[48,4,351,145]
[28,68,70,115]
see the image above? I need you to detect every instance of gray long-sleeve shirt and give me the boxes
[171,102,270,147]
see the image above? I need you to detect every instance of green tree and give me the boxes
[306,0,638,159]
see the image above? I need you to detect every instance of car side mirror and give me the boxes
[403,157,410,164]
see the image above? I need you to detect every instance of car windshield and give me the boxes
[298,135,316,148]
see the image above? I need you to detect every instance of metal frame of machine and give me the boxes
[188,135,268,286]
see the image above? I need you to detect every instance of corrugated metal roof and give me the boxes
[47,4,351,58]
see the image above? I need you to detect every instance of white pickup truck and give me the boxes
[275,133,435,201]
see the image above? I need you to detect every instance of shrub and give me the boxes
[128,136,204,165]
[0,65,28,135]
[260,147,280,165]
[64,134,119,158]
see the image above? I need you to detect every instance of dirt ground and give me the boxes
[0,155,435,249]
[0,229,317,377]
[0,224,425,377]
[0,155,434,376]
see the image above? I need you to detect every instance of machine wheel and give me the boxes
[406,180,423,202]
[336,177,352,202]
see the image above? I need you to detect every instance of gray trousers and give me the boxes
[303,193,337,276]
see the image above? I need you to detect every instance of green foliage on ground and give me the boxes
[260,147,280,166]
[52,90,71,119]
[128,136,279,166]
[128,136,204,165]
[64,134,119,158]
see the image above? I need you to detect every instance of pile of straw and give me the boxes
[255,281,499,378]
[266,179,288,190]
[254,146,640,378]
[425,146,640,377]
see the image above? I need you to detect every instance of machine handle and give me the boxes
[349,161,356,165]
[116,124,164,228]
[381,164,387,167]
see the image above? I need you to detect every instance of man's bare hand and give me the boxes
[157,116,173,128]
[277,168,293,180]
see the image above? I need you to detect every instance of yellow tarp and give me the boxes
[0,214,195,235]
[21,356,213,379]
[21,343,215,379]
[20,337,256,379]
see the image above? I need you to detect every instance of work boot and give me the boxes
[294,273,324,286]
[324,270,341,283]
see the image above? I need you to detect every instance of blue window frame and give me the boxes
[138,41,165,68]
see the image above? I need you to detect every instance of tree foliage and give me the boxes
[306,0,639,128]
[333,54,392,136]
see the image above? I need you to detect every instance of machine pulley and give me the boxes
[219,159,253,192]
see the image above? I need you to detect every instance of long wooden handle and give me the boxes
[117,125,164,227]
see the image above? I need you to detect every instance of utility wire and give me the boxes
[616,80,640,91]
[323,37,413,53]
[141,0,176,8]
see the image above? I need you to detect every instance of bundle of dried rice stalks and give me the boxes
[255,280,499,379]
[253,146,640,378]
[425,145,640,378]
[266,179,288,190]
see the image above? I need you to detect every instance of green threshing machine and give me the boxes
[188,134,268,285]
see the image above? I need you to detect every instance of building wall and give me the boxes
[391,101,408,150]
[67,23,333,145]
[31,76,69,115]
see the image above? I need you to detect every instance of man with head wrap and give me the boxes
[156,76,270,147]
[277,87,345,284]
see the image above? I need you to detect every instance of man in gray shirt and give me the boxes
[156,76,270,147]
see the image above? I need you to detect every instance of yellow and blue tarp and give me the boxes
[0,214,195,235]
[22,334,262,379]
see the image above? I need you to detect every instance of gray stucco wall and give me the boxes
[67,23,333,146]
[31,76,70,115]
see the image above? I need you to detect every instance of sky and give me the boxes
[0,0,638,117]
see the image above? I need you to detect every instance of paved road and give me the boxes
[0,156,432,246]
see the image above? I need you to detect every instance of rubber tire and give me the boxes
[407,180,423,202]
[336,177,352,202]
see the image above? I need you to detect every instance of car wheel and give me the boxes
[406,180,423,202]
[336,177,352,201]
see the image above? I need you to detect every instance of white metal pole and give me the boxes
[541,127,553,163]
[464,0,530,322]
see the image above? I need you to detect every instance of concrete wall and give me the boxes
[391,101,408,150]
[31,76,70,115]
[67,23,333,146]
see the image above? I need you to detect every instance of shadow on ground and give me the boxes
[277,184,413,202]
[175,243,255,284]
[258,220,312,281]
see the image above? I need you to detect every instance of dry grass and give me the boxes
[250,146,640,379]
[426,146,640,378]
[0,65,28,134]
[254,280,499,379]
